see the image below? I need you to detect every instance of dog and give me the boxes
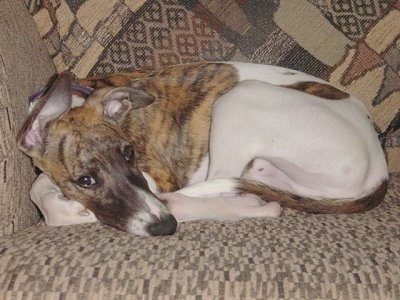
[17,62,388,236]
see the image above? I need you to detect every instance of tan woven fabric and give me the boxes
[1,174,399,299]
[0,0,56,236]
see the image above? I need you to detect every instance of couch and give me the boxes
[1,0,399,299]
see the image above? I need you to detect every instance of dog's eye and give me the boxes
[77,176,96,187]
[123,145,134,162]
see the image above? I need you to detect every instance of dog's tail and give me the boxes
[177,178,388,213]
[234,178,388,214]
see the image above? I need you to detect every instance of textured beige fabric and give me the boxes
[1,174,399,299]
[0,0,56,236]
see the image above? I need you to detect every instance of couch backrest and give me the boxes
[0,0,56,236]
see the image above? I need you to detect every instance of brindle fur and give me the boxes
[18,63,386,233]
[19,63,239,230]
[78,63,240,192]
[235,178,388,214]
[284,82,349,100]
[37,109,152,230]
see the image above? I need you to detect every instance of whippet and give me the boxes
[17,62,388,236]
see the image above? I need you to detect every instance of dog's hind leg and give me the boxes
[30,173,98,226]
[241,158,295,192]
[159,192,281,222]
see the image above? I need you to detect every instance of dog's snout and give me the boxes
[147,214,177,236]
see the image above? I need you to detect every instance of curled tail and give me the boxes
[235,178,388,214]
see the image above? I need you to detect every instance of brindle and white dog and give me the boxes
[17,62,388,236]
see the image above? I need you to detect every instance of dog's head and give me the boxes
[17,72,177,236]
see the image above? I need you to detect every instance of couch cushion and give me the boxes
[0,0,56,236]
[1,173,399,299]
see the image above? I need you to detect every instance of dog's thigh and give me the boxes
[207,80,383,198]
[31,173,97,226]
[206,95,260,178]
[207,80,296,179]
[159,192,281,222]
[242,158,294,191]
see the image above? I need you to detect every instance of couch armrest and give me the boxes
[0,0,56,236]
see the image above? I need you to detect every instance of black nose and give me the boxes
[147,214,177,236]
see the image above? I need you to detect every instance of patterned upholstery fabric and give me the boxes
[25,0,399,171]
[1,1,399,299]
[1,174,399,299]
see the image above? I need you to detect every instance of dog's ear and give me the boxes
[17,71,73,158]
[103,86,155,122]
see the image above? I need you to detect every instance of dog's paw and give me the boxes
[158,192,184,207]
[262,201,282,218]
[157,193,198,222]
[30,173,98,226]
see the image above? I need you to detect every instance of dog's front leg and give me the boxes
[30,173,98,226]
[159,192,281,222]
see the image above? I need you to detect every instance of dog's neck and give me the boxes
[119,64,240,192]
[73,63,240,192]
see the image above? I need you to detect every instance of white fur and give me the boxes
[161,193,281,222]
[127,212,153,236]
[142,171,159,193]
[30,173,97,226]
[205,79,387,199]
[30,62,388,228]
[135,189,170,219]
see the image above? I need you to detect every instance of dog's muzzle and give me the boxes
[147,214,177,236]
[127,210,178,236]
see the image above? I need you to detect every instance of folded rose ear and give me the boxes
[103,85,155,123]
[17,71,74,158]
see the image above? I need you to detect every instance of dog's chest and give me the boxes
[125,64,239,192]
[186,155,210,186]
